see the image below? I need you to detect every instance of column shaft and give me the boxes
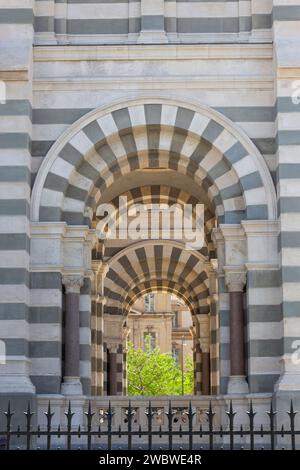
[225,270,248,394]
[229,291,245,377]
[108,349,118,396]
[61,275,83,395]
[65,292,80,378]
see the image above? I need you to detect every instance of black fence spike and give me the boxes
[287,399,297,450]
[4,400,14,420]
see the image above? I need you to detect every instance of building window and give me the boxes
[144,331,156,351]
[144,293,155,312]
[172,311,179,328]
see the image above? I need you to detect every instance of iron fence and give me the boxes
[0,400,299,451]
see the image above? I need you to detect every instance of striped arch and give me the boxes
[31,98,277,224]
[104,240,210,317]
[100,185,216,259]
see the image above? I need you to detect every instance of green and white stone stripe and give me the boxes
[29,272,62,394]
[273,2,300,388]
[246,268,282,393]
[33,0,272,36]
[35,102,273,226]
[217,274,230,394]
[0,4,34,394]
[80,278,92,396]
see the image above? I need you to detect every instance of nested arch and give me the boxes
[31,97,277,224]
[101,185,216,258]
[104,240,210,317]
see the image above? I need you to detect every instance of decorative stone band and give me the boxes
[62,275,84,294]
[224,269,247,293]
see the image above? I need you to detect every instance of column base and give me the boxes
[137,30,168,44]
[0,374,36,394]
[274,372,300,392]
[227,375,249,394]
[61,377,83,396]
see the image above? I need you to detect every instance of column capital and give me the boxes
[225,268,246,292]
[98,261,109,277]
[97,295,107,305]
[199,338,210,353]
[107,343,119,354]
[62,274,84,294]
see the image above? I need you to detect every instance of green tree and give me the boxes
[127,338,194,396]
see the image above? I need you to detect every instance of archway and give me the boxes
[30,97,277,398]
[127,291,195,397]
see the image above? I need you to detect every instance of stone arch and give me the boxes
[101,185,216,259]
[104,240,210,317]
[31,97,277,224]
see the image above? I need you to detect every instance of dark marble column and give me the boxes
[194,342,202,395]
[61,275,84,395]
[107,344,118,396]
[226,271,249,394]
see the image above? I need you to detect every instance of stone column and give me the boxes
[194,341,202,395]
[199,339,210,396]
[107,344,118,396]
[61,275,84,395]
[198,315,211,395]
[122,326,130,395]
[225,270,249,394]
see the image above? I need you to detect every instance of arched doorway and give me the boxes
[30,97,277,398]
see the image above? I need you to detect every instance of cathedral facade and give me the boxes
[0,1,300,424]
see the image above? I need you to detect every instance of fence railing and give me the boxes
[0,400,299,450]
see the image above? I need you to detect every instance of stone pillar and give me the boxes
[138,0,168,43]
[107,344,118,396]
[122,326,130,395]
[91,295,106,395]
[193,340,202,395]
[61,275,84,395]
[225,270,249,394]
[55,0,68,43]
[198,315,211,395]
[199,338,210,396]
[207,261,219,395]
[91,259,109,396]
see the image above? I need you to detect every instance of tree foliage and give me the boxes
[127,338,194,396]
